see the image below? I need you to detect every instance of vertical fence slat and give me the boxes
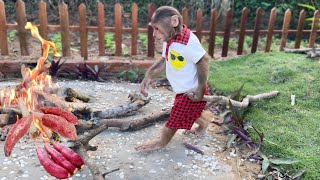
[0,0,8,55]
[196,9,203,40]
[16,0,29,56]
[79,4,88,60]
[294,10,306,49]
[237,7,248,55]
[59,2,70,56]
[208,9,217,58]
[131,3,138,56]
[222,8,232,57]
[265,8,276,52]
[147,4,155,58]
[280,9,291,51]
[308,10,320,48]
[114,3,122,56]
[182,7,188,26]
[251,8,263,53]
[38,0,48,40]
[97,1,105,56]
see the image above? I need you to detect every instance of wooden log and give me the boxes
[283,47,320,53]
[0,107,22,117]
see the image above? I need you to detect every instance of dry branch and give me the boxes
[284,48,320,59]
[202,91,279,108]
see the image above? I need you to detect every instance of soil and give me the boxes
[0,79,260,180]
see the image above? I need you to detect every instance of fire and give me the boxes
[0,22,61,141]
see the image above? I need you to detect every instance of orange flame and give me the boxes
[0,22,61,141]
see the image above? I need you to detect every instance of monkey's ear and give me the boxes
[171,15,179,27]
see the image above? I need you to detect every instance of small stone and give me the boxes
[149,170,156,174]
[75,174,81,177]
[129,165,134,169]
[1,177,7,180]
[177,162,182,167]
[12,154,17,158]
[21,174,29,178]
[10,171,15,174]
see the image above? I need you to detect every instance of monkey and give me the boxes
[135,6,210,153]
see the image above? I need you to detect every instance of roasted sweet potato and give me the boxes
[44,143,78,174]
[36,147,70,179]
[52,142,84,169]
[4,115,32,157]
[41,114,78,140]
[41,106,78,124]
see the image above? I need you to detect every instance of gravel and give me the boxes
[0,79,236,180]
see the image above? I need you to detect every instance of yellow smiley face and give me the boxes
[168,50,186,70]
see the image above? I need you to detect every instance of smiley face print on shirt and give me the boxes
[168,50,186,70]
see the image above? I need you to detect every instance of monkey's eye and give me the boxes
[171,54,176,60]
[177,56,184,61]
[154,27,159,30]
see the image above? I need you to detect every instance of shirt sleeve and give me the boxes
[162,42,167,59]
[183,34,206,64]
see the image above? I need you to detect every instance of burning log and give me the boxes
[0,107,22,118]
[0,113,18,127]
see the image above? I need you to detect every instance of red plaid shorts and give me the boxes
[165,90,208,130]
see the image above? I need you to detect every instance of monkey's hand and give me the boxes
[184,88,204,102]
[140,76,151,97]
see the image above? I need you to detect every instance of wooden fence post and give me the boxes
[280,9,291,51]
[147,4,155,58]
[265,8,276,52]
[237,7,248,55]
[16,0,29,56]
[208,8,217,58]
[182,7,188,26]
[79,3,88,60]
[308,10,320,48]
[294,10,306,49]
[0,0,8,55]
[59,2,71,56]
[97,1,105,56]
[222,8,232,57]
[251,7,263,53]
[38,0,48,40]
[114,3,122,56]
[131,3,138,56]
[196,8,203,40]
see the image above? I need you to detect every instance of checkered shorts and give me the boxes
[165,93,207,130]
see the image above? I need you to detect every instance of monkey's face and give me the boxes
[151,24,168,42]
[168,50,186,70]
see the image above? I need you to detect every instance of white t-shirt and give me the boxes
[162,32,206,94]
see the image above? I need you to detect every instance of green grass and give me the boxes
[208,52,320,179]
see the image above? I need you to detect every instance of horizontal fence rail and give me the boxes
[0,0,319,60]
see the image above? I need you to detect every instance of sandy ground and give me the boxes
[0,80,256,180]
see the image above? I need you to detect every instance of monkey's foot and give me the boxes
[135,140,166,153]
[183,125,207,137]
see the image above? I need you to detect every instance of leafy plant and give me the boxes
[117,68,145,83]
[298,3,320,29]
[105,32,115,50]
[49,33,62,56]
[8,30,17,42]
[74,63,108,82]
[138,33,148,49]
[258,151,303,179]
[49,57,66,77]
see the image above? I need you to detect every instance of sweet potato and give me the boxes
[44,143,78,174]
[36,147,70,179]
[4,115,32,157]
[41,114,78,140]
[41,106,79,124]
[52,142,84,169]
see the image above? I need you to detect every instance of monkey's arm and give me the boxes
[192,53,210,101]
[140,58,166,97]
